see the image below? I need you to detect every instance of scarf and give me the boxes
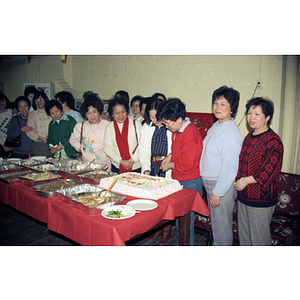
[114,117,131,173]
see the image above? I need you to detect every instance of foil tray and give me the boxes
[14,159,40,167]
[27,163,59,172]
[77,170,117,185]
[0,170,35,184]
[0,164,23,173]
[57,162,107,179]
[32,179,85,198]
[18,172,62,187]
[56,184,125,214]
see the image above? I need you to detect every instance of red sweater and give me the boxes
[237,128,283,207]
[171,122,203,181]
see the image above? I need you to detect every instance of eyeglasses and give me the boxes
[162,120,176,129]
[36,98,45,102]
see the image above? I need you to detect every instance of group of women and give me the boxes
[0,86,283,246]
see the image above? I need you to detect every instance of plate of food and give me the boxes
[101,205,136,220]
[126,199,158,211]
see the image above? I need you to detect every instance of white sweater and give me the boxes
[104,118,142,170]
[139,123,173,178]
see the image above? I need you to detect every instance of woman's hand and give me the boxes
[210,194,221,208]
[21,125,33,132]
[160,154,172,172]
[38,136,47,144]
[120,158,134,170]
[234,176,256,191]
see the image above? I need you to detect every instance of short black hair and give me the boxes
[45,100,63,116]
[152,92,166,101]
[80,93,104,118]
[115,90,129,102]
[15,96,31,111]
[24,86,38,97]
[212,85,240,117]
[32,91,49,110]
[144,98,164,125]
[157,98,186,122]
[107,96,129,117]
[55,91,75,109]
[82,91,94,102]
[246,97,274,126]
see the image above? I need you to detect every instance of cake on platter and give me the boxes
[99,172,183,200]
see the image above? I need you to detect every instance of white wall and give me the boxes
[1,54,297,173]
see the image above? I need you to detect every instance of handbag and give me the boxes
[5,116,22,148]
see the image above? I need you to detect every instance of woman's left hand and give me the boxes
[210,194,221,208]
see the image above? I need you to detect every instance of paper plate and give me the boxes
[126,199,158,211]
[101,205,136,220]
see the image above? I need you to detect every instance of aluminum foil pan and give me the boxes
[32,179,85,198]
[28,163,59,172]
[0,170,35,184]
[57,184,125,213]
[0,164,23,172]
[13,159,39,167]
[57,162,107,178]
[77,170,117,184]
[18,172,61,187]
[46,157,77,165]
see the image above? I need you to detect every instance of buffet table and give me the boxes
[0,178,209,246]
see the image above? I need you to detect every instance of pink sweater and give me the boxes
[69,120,111,171]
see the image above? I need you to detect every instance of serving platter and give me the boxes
[77,170,116,185]
[0,170,35,184]
[33,179,85,198]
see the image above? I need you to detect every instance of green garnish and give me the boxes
[107,209,127,218]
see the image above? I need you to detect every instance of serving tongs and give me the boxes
[103,177,118,198]
[2,153,11,165]
[95,164,107,174]
[81,159,95,171]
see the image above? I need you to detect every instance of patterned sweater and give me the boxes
[237,128,284,207]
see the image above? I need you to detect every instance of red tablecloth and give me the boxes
[0,180,61,223]
[47,189,209,246]
[0,179,209,246]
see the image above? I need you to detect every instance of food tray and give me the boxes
[0,164,23,173]
[27,163,59,172]
[13,159,39,167]
[46,157,77,165]
[57,162,107,179]
[18,172,61,187]
[57,184,125,213]
[77,170,117,185]
[0,170,35,184]
[32,179,85,198]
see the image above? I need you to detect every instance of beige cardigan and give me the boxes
[104,118,142,170]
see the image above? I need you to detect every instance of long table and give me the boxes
[0,178,209,246]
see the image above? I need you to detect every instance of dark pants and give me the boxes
[111,164,141,174]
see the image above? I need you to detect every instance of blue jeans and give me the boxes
[176,177,203,246]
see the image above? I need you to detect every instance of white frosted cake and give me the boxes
[99,172,183,200]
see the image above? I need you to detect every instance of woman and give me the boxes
[130,95,144,122]
[158,98,203,246]
[0,93,13,158]
[69,94,111,170]
[234,97,284,246]
[200,86,242,246]
[45,100,78,159]
[139,98,173,244]
[55,91,84,123]
[104,96,141,174]
[6,96,33,159]
[26,91,52,157]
